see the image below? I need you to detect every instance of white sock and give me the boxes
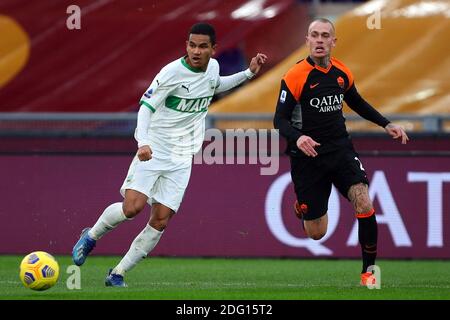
[88,203,129,240]
[112,224,163,275]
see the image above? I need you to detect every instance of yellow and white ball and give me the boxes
[19,251,60,291]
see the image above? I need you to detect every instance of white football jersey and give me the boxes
[139,56,220,158]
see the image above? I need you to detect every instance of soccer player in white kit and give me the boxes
[72,23,267,287]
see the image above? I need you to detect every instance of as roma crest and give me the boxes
[337,76,345,89]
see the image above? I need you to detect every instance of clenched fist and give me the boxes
[137,145,152,161]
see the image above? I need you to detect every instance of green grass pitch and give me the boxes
[1,256,450,300]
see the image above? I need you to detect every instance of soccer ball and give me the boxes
[19,251,60,291]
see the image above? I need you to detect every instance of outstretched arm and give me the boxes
[344,84,390,127]
[384,123,409,144]
[215,53,267,93]
[248,53,268,74]
[344,84,409,144]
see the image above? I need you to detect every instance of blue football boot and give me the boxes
[105,269,127,287]
[72,227,96,266]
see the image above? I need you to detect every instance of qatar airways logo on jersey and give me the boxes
[310,94,344,112]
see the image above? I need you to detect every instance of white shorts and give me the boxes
[120,155,192,212]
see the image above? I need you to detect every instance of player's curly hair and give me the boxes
[189,22,216,46]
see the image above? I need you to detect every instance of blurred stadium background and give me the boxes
[0,0,449,299]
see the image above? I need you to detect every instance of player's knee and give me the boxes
[122,201,146,218]
[304,216,327,240]
[308,231,326,240]
[149,219,168,232]
[305,225,327,240]
[356,201,373,215]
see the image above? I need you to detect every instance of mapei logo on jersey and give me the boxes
[166,96,213,113]
[310,94,344,112]
[144,88,153,98]
[177,97,213,112]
